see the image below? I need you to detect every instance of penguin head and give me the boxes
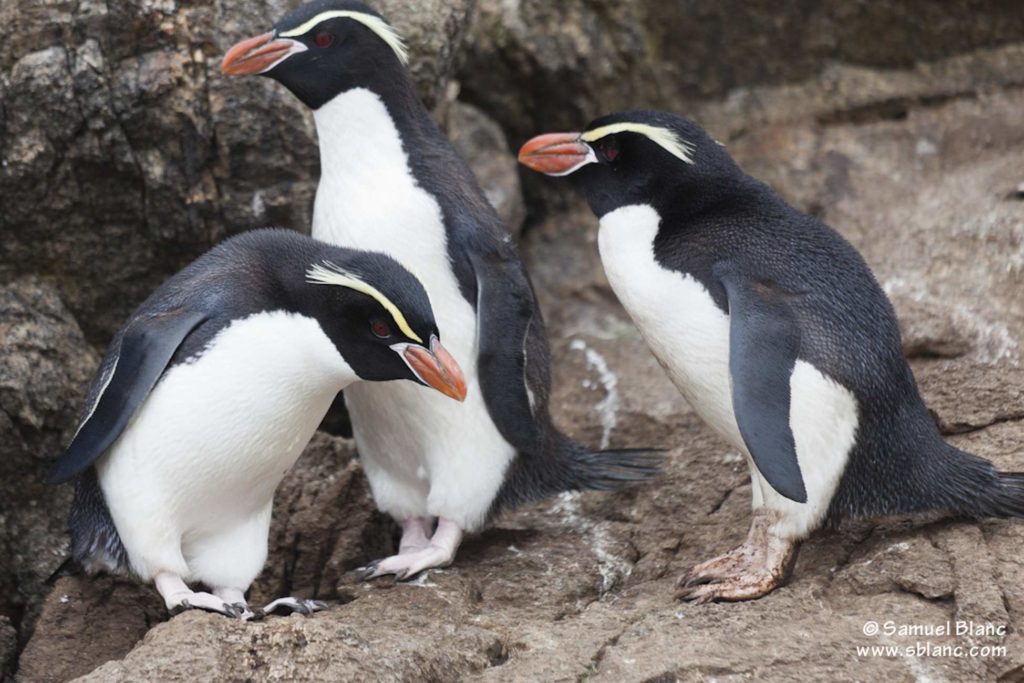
[220,0,407,109]
[303,254,466,401]
[518,110,740,217]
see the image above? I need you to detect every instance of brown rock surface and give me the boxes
[22,56,1024,679]
[4,3,1024,682]
[1,616,15,679]
[0,279,97,642]
[0,0,475,343]
[448,100,527,235]
[460,0,1024,142]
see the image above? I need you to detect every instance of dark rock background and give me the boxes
[1,0,1023,680]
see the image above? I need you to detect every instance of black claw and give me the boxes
[293,599,328,616]
[169,599,191,616]
[396,568,426,582]
[683,574,717,588]
[249,608,268,622]
[220,602,244,619]
[354,561,382,583]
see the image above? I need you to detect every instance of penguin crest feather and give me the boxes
[306,261,422,343]
[278,10,409,65]
[582,123,696,164]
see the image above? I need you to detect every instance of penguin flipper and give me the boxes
[48,307,209,484]
[467,248,544,454]
[716,265,808,504]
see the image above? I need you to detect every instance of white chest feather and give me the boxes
[312,89,478,368]
[98,311,355,540]
[309,89,513,530]
[598,205,741,443]
[598,205,858,537]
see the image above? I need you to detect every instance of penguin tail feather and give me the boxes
[45,557,82,586]
[974,471,1024,519]
[489,434,665,520]
[563,442,666,492]
[938,444,1024,519]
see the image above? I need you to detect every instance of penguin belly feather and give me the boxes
[96,311,352,588]
[311,89,516,531]
[597,204,859,538]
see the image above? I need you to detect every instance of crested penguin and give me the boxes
[519,110,1024,602]
[50,228,466,618]
[220,1,661,580]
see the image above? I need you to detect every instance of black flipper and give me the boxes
[48,308,208,484]
[716,264,808,503]
[470,246,663,516]
[468,247,544,455]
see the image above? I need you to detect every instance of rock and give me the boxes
[375,0,475,110]
[0,0,474,343]
[15,433,392,680]
[249,433,393,606]
[448,100,526,235]
[460,0,1024,143]
[835,533,956,599]
[0,278,97,641]
[15,576,163,683]
[0,616,15,680]
[6,3,1024,681]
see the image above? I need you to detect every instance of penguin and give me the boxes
[220,1,661,580]
[518,110,1024,602]
[49,228,467,618]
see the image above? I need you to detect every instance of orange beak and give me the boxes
[221,32,300,76]
[403,338,467,402]
[518,132,592,175]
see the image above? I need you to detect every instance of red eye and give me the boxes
[314,32,334,48]
[371,319,391,338]
[602,141,619,161]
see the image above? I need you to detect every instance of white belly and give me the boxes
[597,205,858,538]
[97,311,353,582]
[310,89,514,530]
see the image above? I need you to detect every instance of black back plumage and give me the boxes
[569,110,1024,523]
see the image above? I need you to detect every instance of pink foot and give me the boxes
[356,517,462,581]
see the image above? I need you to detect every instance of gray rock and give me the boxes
[0,616,15,680]
[448,100,526,236]
[460,0,1024,143]
[0,278,96,650]
[0,0,474,343]
[6,3,1024,682]
[16,575,163,683]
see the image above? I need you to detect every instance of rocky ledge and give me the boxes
[2,1,1023,681]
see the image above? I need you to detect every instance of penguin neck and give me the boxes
[652,173,765,234]
[312,80,435,186]
[284,282,365,389]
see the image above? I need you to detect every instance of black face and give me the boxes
[317,291,429,383]
[571,131,668,218]
[298,250,467,401]
[222,0,405,109]
[271,2,400,109]
[520,110,742,218]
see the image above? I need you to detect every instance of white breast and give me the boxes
[597,204,858,538]
[598,205,741,443]
[97,311,354,580]
[309,89,514,531]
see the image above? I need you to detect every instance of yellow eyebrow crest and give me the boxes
[581,122,695,164]
[306,261,423,343]
[278,10,409,65]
